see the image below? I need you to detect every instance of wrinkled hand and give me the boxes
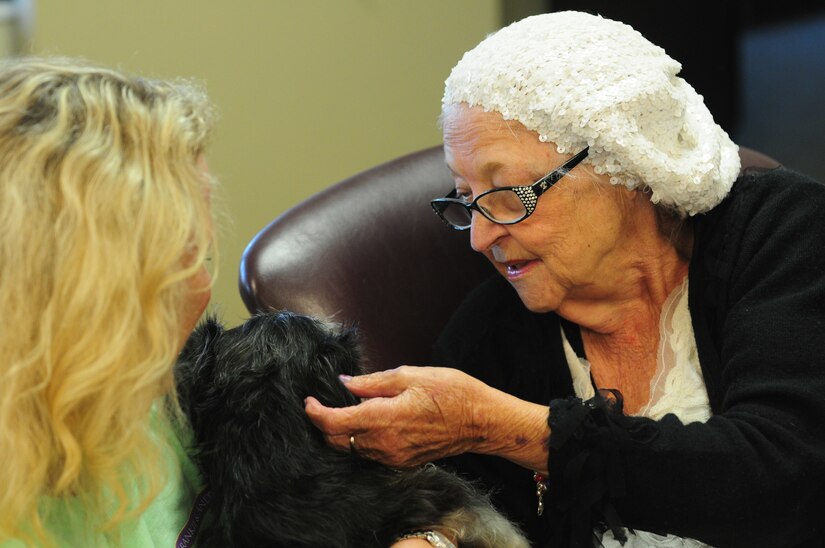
[304,366,492,468]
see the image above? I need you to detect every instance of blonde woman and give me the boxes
[0,58,216,546]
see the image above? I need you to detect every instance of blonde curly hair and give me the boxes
[0,57,216,545]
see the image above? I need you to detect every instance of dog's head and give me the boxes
[176,311,362,473]
[175,312,377,544]
[176,312,363,445]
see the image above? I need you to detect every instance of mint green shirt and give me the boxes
[3,420,203,547]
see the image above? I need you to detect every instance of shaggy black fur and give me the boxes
[175,311,513,547]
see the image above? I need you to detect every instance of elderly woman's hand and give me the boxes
[305,366,482,467]
[305,365,550,472]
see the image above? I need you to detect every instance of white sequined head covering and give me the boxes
[442,11,740,216]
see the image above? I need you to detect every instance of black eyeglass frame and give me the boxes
[430,147,590,230]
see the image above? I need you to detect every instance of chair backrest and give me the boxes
[239,145,779,372]
[239,146,491,371]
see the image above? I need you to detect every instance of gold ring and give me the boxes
[349,434,357,454]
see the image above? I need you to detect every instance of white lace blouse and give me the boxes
[561,278,714,547]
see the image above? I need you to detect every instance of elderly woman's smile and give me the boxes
[496,254,535,279]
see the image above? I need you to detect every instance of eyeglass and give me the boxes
[430,147,589,230]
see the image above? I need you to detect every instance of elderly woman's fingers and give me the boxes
[305,392,403,439]
[304,395,359,436]
[337,366,415,398]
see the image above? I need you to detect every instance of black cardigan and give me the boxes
[433,166,825,547]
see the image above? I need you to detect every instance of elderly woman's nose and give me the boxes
[470,213,506,252]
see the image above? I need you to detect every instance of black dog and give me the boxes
[175,311,528,547]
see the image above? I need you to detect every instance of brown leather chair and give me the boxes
[238,145,779,372]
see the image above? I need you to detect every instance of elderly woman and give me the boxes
[305,11,825,548]
[0,58,215,546]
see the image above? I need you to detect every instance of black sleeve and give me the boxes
[431,275,574,546]
[545,168,825,547]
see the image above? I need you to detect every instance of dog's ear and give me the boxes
[335,323,365,378]
[306,323,366,409]
[175,315,224,420]
[179,314,224,366]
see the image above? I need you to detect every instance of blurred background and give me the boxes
[3,0,824,326]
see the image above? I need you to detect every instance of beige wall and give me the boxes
[30,1,501,325]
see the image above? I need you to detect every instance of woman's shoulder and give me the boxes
[693,165,825,254]
[721,165,825,220]
[690,164,825,330]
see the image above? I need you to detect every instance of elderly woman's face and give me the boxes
[442,104,636,313]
